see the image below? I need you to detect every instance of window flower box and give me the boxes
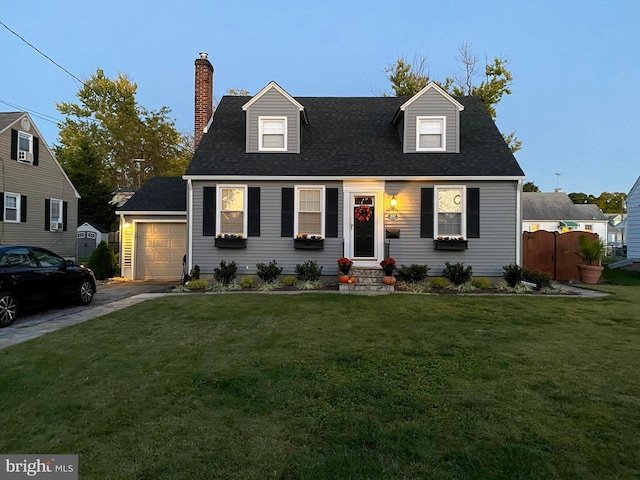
[434,237,468,251]
[215,234,247,249]
[294,235,324,250]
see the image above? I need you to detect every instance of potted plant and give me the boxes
[337,257,353,282]
[380,257,397,285]
[574,235,605,284]
[294,234,324,249]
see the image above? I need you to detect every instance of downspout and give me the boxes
[187,179,193,273]
[516,180,522,265]
[119,214,125,277]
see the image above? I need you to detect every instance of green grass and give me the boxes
[1,289,639,479]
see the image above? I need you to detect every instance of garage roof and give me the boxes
[117,177,186,213]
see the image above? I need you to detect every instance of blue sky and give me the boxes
[1,0,638,196]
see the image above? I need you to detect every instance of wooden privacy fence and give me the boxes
[522,230,599,281]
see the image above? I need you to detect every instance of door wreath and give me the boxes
[355,205,372,222]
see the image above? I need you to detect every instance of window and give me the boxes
[416,116,446,151]
[18,131,33,163]
[259,117,287,151]
[436,187,464,237]
[217,185,247,235]
[295,186,325,237]
[584,224,593,232]
[3,193,20,222]
[50,198,63,231]
[31,247,65,268]
[0,247,36,268]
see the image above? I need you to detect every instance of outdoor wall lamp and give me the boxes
[387,194,399,220]
[390,195,398,209]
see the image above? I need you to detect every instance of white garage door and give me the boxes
[135,223,186,280]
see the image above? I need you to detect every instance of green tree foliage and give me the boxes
[385,44,521,153]
[56,68,193,190]
[568,192,597,205]
[87,241,118,280]
[523,181,540,192]
[57,138,116,230]
[226,88,251,96]
[568,192,626,213]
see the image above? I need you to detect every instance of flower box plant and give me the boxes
[337,257,353,275]
[434,236,468,251]
[215,233,247,249]
[294,234,324,250]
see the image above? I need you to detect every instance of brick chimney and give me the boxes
[194,52,213,150]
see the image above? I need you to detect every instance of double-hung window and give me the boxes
[295,186,325,237]
[18,131,34,163]
[50,198,63,231]
[259,117,287,151]
[416,116,446,151]
[3,193,20,222]
[436,187,465,237]
[217,185,247,236]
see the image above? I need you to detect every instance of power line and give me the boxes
[0,99,61,124]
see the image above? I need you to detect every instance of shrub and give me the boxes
[240,277,255,289]
[428,277,450,289]
[298,280,323,290]
[87,241,118,280]
[295,260,323,282]
[189,265,200,280]
[213,260,237,285]
[442,262,473,286]
[397,264,430,284]
[471,277,492,290]
[281,276,298,287]
[502,263,523,288]
[522,268,551,290]
[256,260,283,283]
[186,279,210,290]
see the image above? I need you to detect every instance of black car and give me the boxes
[0,245,97,327]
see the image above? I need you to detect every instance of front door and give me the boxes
[353,196,375,258]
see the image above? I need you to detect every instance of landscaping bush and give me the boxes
[281,276,298,287]
[189,265,200,280]
[429,277,450,289]
[213,260,237,286]
[87,241,118,280]
[471,277,492,290]
[240,277,255,289]
[256,260,283,283]
[294,260,323,282]
[523,268,551,290]
[397,264,430,284]
[502,263,523,288]
[442,262,473,286]
[186,279,209,290]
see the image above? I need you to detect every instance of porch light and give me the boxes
[387,194,399,221]
[390,195,398,210]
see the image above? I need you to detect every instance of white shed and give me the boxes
[77,222,109,259]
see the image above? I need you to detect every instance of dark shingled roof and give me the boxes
[0,112,25,132]
[119,177,186,212]
[187,96,525,177]
[523,192,607,221]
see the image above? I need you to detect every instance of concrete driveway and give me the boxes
[0,280,177,349]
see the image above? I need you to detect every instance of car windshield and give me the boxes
[0,248,36,268]
[31,248,65,268]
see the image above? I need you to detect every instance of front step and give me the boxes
[339,267,394,295]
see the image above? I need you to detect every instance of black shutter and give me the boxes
[10,130,18,160]
[20,195,27,223]
[44,199,51,231]
[281,187,294,237]
[0,192,4,222]
[33,137,39,166]
[62,201,68,231]
[467,188,480,238]
[420,188,434,238]
[325,188,339,238]
[248,187,261,237]
[202,187,216,236]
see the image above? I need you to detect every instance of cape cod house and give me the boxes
[0,112,79,259]
[118,53,526,280]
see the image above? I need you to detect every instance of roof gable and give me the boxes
[0,112,26,134]
[399,82,465,112]
[241,81,305,112]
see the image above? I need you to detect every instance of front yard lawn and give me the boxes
[1,288,639,479]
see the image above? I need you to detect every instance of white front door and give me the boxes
[343,181,384,266]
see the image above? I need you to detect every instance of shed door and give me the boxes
[77,231,97,259]
[135,223,186,280]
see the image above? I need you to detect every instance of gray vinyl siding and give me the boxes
[245,89,300,153]
[627,181,640,258]
[192,181,343,276]
[384,180,518,276]
[404,88,459,153]
[0,125,78,259]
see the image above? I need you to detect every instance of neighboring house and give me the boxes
[605,213,626,245]
[116,177,186,280]
[77,222,109,259]
[522,192,608,240]
[0,112,80,259]
[627,176,640,259]
[119,54,526,280]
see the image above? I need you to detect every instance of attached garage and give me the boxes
[135,222,186,280]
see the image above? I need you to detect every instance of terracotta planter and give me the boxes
[382,275,397,285]
[577,264,604,284]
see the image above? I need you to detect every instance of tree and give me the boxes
[385,44,521,153]
[595,192,626,213]
[523,181,539,192]
[568,192,596,205]
[57,137,117,229]
[226,88,250,96]
[56,68,192,190]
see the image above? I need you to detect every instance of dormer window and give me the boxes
[416,116,445,152]
[259,117,287,151]
[18,131,34,163]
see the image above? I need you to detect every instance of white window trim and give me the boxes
[416,116,446,152]
[50,198,63,231]
[434,185,466,239]
[294,185,325,238]
[3,192,20,223]
[216,184,248,236]
[17,130,34,164]
[258,116,287,152]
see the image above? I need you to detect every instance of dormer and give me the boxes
[242,81,307,154]
[392,82,464,154]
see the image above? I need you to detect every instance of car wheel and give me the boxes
[78,280,94,305]
[0,292,18,328]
